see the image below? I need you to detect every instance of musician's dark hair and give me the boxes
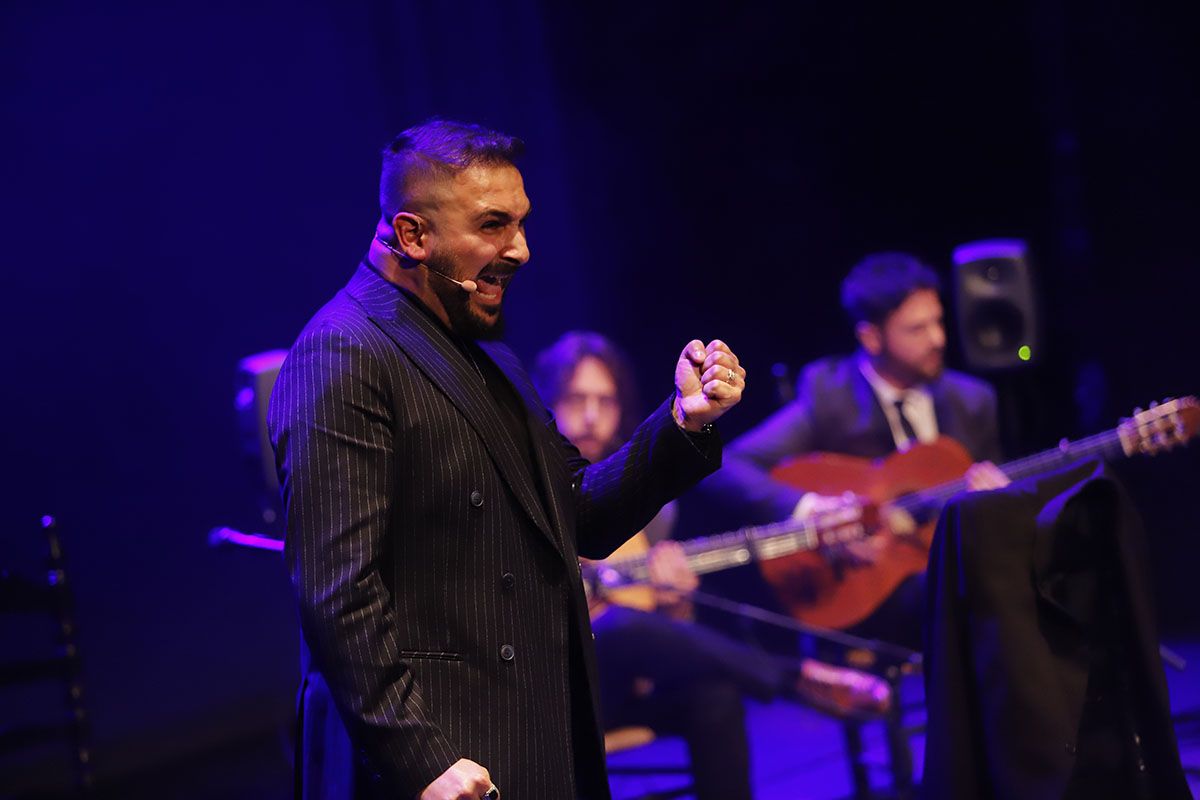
[380,118,524,220]
[840,252,942,326]
[532,331,640,448]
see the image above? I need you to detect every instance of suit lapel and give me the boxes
[850,362,897,455]
[479,341,572,553]
[346,265,561,557]
[929,379,959,447]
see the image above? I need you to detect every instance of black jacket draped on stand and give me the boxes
[922,459,1192,800]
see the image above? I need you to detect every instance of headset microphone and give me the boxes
[431,272,478,294]
[450,276,479,294]
[373,235,479,294]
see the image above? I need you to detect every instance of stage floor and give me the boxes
[57,640,1200,799]
[607,639,1200,799]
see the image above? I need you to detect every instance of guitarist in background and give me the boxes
[702,252,1010,650]
[534,332,884,800]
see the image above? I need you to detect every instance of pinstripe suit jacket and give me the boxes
[268,264,720,799]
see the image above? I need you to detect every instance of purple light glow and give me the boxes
[208,526,284,553]
[952,238,1027,266]
[238,350,288,374]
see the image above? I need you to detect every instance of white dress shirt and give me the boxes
[858,356,938,451]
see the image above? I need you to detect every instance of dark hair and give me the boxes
[379,118,525,220]
[532,331,640,446]
[840,252,941,326]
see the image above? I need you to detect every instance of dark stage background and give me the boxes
[3,0,1198,793]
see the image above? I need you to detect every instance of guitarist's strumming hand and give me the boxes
[672,339,746,431]
[796,460,1011,570]
[964,461,1010,491]
[646,540,700,620]
[794,493,879,567]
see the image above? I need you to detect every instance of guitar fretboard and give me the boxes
[594,513,864,587]
[890,427,1128,516]
[591,397,1196,589]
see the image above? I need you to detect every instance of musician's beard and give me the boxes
[576,434,622,463]
[879,348,944,387]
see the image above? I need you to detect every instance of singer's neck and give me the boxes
[367,236,453,328]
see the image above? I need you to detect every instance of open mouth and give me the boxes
[475,271,514,299]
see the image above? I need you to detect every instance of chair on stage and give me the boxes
[799,645,921,800]
[690,584,922,800]
[0,515,94,797]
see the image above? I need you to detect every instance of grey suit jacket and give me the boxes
[268,264,720,799]
[703,354,1001,525]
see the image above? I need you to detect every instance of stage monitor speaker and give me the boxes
[952,239,1039,371]
[235,349,288,528]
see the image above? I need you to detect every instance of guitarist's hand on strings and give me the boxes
[965,461,1010,491]
[646,540,700,619]
[795,492,878,567]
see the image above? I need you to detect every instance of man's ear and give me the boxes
[855,321,883,356]
[390,212,429,262]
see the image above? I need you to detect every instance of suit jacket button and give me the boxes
[501,572,515,590]
[470,490,484,507]
[500,644,515,661]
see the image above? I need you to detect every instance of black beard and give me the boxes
[879,349,943,385]
[432,276,506,341]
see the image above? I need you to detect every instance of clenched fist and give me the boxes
[673,339,745,431]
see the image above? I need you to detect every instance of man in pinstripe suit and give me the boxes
[268,120,746,800]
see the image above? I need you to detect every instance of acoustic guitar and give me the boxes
[762,396,1200,630]
[582,492,871,614]
[583,397,1199,632]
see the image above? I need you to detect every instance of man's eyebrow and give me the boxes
[476,206,532,222]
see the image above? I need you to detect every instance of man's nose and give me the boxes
[931,323,947,350]
[583,396,601,423]
[505,227,530,265]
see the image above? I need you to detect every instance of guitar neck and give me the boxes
[591,399,1195,588]
[895,427,1129,515]
[600,517,823,585]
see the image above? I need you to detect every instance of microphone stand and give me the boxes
[208,526,284,553]
[682,586,922,667]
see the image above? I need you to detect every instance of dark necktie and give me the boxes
[893,398,918,445]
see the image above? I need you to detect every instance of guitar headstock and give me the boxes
[1118,396,1200,456]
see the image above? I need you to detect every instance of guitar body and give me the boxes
[586,531,656,618]
[760,436,973,630]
